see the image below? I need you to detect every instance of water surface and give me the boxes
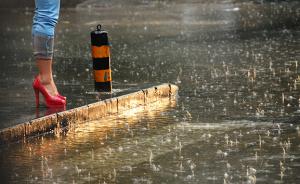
[0,0,300,183]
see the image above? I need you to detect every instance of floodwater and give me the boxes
[1,0,300,183]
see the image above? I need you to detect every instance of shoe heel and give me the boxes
[34,89,39,107]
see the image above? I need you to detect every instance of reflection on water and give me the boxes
[1,99,300,183]
[0,98,177,183]
[35,106,66,118]
[0,0,300,183]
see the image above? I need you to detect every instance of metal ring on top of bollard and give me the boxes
[96,24,101,31]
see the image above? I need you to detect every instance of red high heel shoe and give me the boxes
[57,94,67,101]
[33,76,66,108]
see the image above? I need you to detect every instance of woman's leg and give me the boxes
[32,33,60,96]
[32,0,65,107]
[36,58,58,96]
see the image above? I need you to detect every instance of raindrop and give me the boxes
[224,134,229,145]
[118,146,123,152]
[149,150,153,166]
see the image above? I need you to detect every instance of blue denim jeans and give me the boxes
[32,34,54,60]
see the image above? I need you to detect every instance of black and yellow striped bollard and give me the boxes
[90,25,112,92]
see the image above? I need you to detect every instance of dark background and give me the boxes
[0,0,86,8]
[0,0,299,9]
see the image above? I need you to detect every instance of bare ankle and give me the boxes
[39,74,53,85]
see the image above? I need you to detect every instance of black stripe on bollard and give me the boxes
[91,32,109,46]
[93,58,110,70]
[95,82,112,92]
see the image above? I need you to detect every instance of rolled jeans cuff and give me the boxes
[32,34,54,60]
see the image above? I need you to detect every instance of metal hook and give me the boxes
[96,24,102,31]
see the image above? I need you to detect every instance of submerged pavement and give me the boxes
[1,0,300,183]
[0,0,299,130]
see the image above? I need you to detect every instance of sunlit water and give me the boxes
[0,0,300,183]
[1,100,300,183]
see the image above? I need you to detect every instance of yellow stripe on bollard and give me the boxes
[91,46,110,58]
[94,69,112,82]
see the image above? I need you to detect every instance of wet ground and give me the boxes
[0,0,300,183]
